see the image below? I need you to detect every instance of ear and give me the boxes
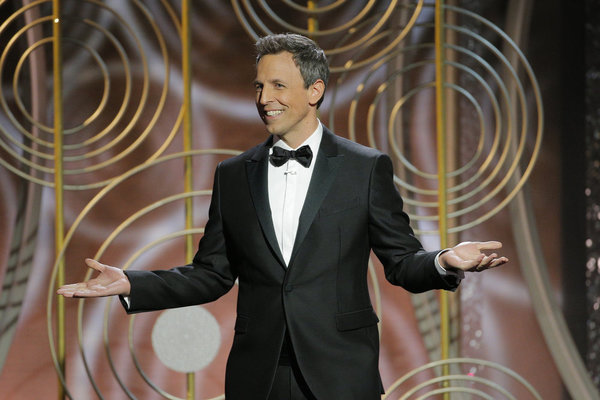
[308,79,325,106]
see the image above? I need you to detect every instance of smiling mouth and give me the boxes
[265,110,283,117]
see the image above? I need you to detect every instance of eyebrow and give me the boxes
[253,78,286,85]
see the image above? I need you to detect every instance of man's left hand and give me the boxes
[439,241,508,273]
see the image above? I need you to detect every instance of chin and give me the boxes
[265,124,283,136]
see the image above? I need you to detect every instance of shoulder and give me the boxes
[324,127,388,162]
[219,141,267,169]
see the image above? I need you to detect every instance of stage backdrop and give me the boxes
[0,0,595,399]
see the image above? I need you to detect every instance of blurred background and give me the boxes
[0,0,597,399]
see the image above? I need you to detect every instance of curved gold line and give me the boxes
[349,56,493,205]
[232,0,424,70]
[9,0,178,185]
[345,30,426,142]
[329,0,423,69]
[0,18,57,154]
[47,150,241,393]
[0,19,132,174]
[344,35,426,142]
[388,81,487,182]
[340,8,543,236]
[377,20,538,232]
[60,0,157,175]
[0,148,55,186]
[256,0,379,37]
[412,388,495,400]
[0,9,134,153]
[13,35,109,137]
[282,0,346,13]
[78,192,218,398]
[99,191,212,259]
[51,0,182,188]
[0,0,179,189]
[398,374,517,400]
[441,29,537,230]
[61,18,132,152]
[385,357,542,399]
[230,0,260,41]
[388,73,505,211]
[352,39,504,194]
[239,0,272,37]
[445,3,599,398]
[159,0,183,36]
[398,5,542,235]
[125,229,204,400]
[385,81,488,204]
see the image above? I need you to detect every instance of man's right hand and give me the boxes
[57,258,131,298]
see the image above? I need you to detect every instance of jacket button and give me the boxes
[284,284,293,292]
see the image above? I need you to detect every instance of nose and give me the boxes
[258,86,273,105]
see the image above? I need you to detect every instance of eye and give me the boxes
[275,83,285,88]
[254,83,263,91]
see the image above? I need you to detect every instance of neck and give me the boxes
[277,118,319,149]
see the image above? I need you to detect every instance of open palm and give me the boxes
[57,258,130,298]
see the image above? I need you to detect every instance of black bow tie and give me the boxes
[270,145,313,168]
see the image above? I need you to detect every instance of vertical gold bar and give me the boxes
[182,0,194,263]
[445,0,460,365]
[307,1,317,34]
[186,372,195,400]
[434,0,450,389]
[182,1,195,398]
[52,1,65,399]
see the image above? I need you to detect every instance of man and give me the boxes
[58,33,507,399]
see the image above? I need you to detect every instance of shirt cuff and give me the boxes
[435,249,465,280]
[121,295,131,309]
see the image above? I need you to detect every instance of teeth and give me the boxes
[266,110,283,116]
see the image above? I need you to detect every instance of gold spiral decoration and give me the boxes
[231,0,425,72]
[329,3,543,235]
[383,357,542,399]
[47,150,239,399]
[0,0,182,190]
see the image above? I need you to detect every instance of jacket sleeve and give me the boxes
[123,163,237,313]
[367,153,459,293]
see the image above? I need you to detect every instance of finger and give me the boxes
[71,288,106,298]
[475,257,509,271]
[57,283,88,297]
[466,255,493,272]
[479,255,494,266]
[489,257,509,268]
[455,254,485,271]
[57,287,75,297]
[85,258,105,272]
[476,241,502,251]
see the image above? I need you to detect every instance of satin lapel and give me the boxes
[289,128,343,265]
[246,138,286,267]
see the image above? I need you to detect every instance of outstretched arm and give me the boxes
[439,241,508,273]
[57,258,131,298]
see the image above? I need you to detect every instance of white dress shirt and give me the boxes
[268,123,322,266]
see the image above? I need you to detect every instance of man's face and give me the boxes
[254,52,318,144]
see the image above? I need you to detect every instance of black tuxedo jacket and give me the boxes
[123,127,459,399]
